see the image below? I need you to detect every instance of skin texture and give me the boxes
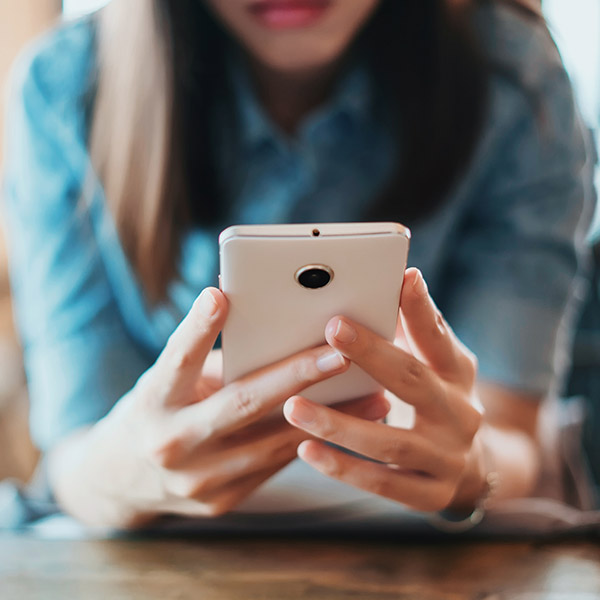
[48,1,542,527]
[50,273,541,528]
[283,269,541,512]
[49,289,389,528]
[203,0,380,73]
[203,0,381,133]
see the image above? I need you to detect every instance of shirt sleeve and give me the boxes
[439,65,594,395]
[2,40,153,452]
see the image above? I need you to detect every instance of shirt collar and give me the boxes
[227,53,374,153]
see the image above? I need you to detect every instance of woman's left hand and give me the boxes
[283,268,486,513]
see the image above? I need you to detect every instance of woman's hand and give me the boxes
[283,268,486,513]
[50,288,389,528]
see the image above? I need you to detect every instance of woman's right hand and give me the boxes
[49,287,390,529]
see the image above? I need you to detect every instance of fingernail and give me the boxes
[334,320,357,344]
[412,270,428,297]
[365,398,391,420]
[297,440,313,461]
[288,399,316,426]
[316,351,346,373]
[198,289,218,317]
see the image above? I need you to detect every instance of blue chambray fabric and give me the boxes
[1,4,593,468]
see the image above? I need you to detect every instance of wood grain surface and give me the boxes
[1,535,599,600]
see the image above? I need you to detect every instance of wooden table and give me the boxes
[1,534,599,599]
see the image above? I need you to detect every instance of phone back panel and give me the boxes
[220,225,409,404]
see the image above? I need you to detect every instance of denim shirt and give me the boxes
[2,4,592,456]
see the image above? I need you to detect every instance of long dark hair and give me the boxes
[90,0,542,302]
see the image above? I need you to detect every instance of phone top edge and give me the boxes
[219,222,411,246]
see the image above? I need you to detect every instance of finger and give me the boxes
[168,428,304,499]
[401,269,476,382]
[160,459,291,518]
[171,344,350,449]
[284,397,450,477]
[200,458,292,515]
[298,440,453,513]
[195,349,224,398]
[394,313,412,353]
[155,288,228,400]
[324,316,444,412]
[330,393,391,420]
[201,349,223,381]
[160,384,388,468]
[163,394,406,516]
[224,393,390,448]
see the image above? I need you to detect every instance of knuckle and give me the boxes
[290,357,316,385]
[162,334,194,374]
[315,415,337,440]
[170,349,194,373]
[230,384,260,419]
[399,358,425,387]
[380,437,413,464]
[430,311,446,339]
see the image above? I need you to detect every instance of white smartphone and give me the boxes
[219,222,411,405]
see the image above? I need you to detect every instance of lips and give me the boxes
[248,0,333,30]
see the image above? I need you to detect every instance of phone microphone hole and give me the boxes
[312,229,320,237]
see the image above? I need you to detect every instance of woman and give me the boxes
[2,0,590,529]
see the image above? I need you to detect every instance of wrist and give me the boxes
[446,431,490,513]
[48,403,158,530]
[89,401,161,528]
[428,430,500,532]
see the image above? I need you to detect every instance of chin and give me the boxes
[251,40,345,74]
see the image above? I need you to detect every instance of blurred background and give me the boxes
[0,0,598,485]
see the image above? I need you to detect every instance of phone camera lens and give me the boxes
[299,268,330,289]
[295,265,333,289]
